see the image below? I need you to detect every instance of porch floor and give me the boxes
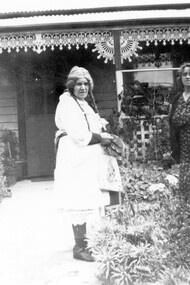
[0,179,100,285]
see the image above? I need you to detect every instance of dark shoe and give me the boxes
[73,245,94,262]
[72,223,94,262]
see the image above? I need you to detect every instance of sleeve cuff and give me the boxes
[88,133,102,145]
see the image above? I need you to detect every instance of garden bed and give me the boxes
[88,162,190,285]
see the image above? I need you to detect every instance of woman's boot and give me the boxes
[72,223,94,262]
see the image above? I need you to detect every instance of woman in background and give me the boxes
[54,66,114,262]
[169,62,190,201]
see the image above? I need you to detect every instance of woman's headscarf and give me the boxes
[67,66,94,90]
[66,66,99,112]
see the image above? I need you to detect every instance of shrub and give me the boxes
[88,162,190,285]
[0,129,19,180]
[0,157,9,201]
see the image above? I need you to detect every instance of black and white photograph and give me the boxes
[0,1,190,284]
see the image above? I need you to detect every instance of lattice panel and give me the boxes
[131,120,152,158]
[129,117,168,159]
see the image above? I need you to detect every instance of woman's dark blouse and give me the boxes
[171,94,190,197]
[172,95,190,163]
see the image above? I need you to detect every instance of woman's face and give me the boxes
[182,66,190,88]
[73,77,89,100]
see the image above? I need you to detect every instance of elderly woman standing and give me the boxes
[54,66,114,262]
[169,62,190,201]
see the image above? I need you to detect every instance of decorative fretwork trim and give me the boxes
[92,38,142,63]
[121,27,190,46]
[0,34,35,53]
[0,31,113,54]
[0,27,190,62]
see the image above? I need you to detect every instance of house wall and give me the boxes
[91,64,117,118]
[95,91,117,118]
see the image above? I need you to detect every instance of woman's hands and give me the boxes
[100,132,113,146]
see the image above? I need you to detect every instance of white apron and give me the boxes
[53,92,109,212]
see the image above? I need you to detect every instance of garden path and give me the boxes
[0,180,100,285]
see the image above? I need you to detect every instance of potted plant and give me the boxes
[0,156,8,200]
[0,129,19,187]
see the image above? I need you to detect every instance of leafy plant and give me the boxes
[88,162,190,285]
[159,267,190,285]
[107,109,173,167]
[0,157,7,201]
[0,129,19,178]
[145,117,171,163]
